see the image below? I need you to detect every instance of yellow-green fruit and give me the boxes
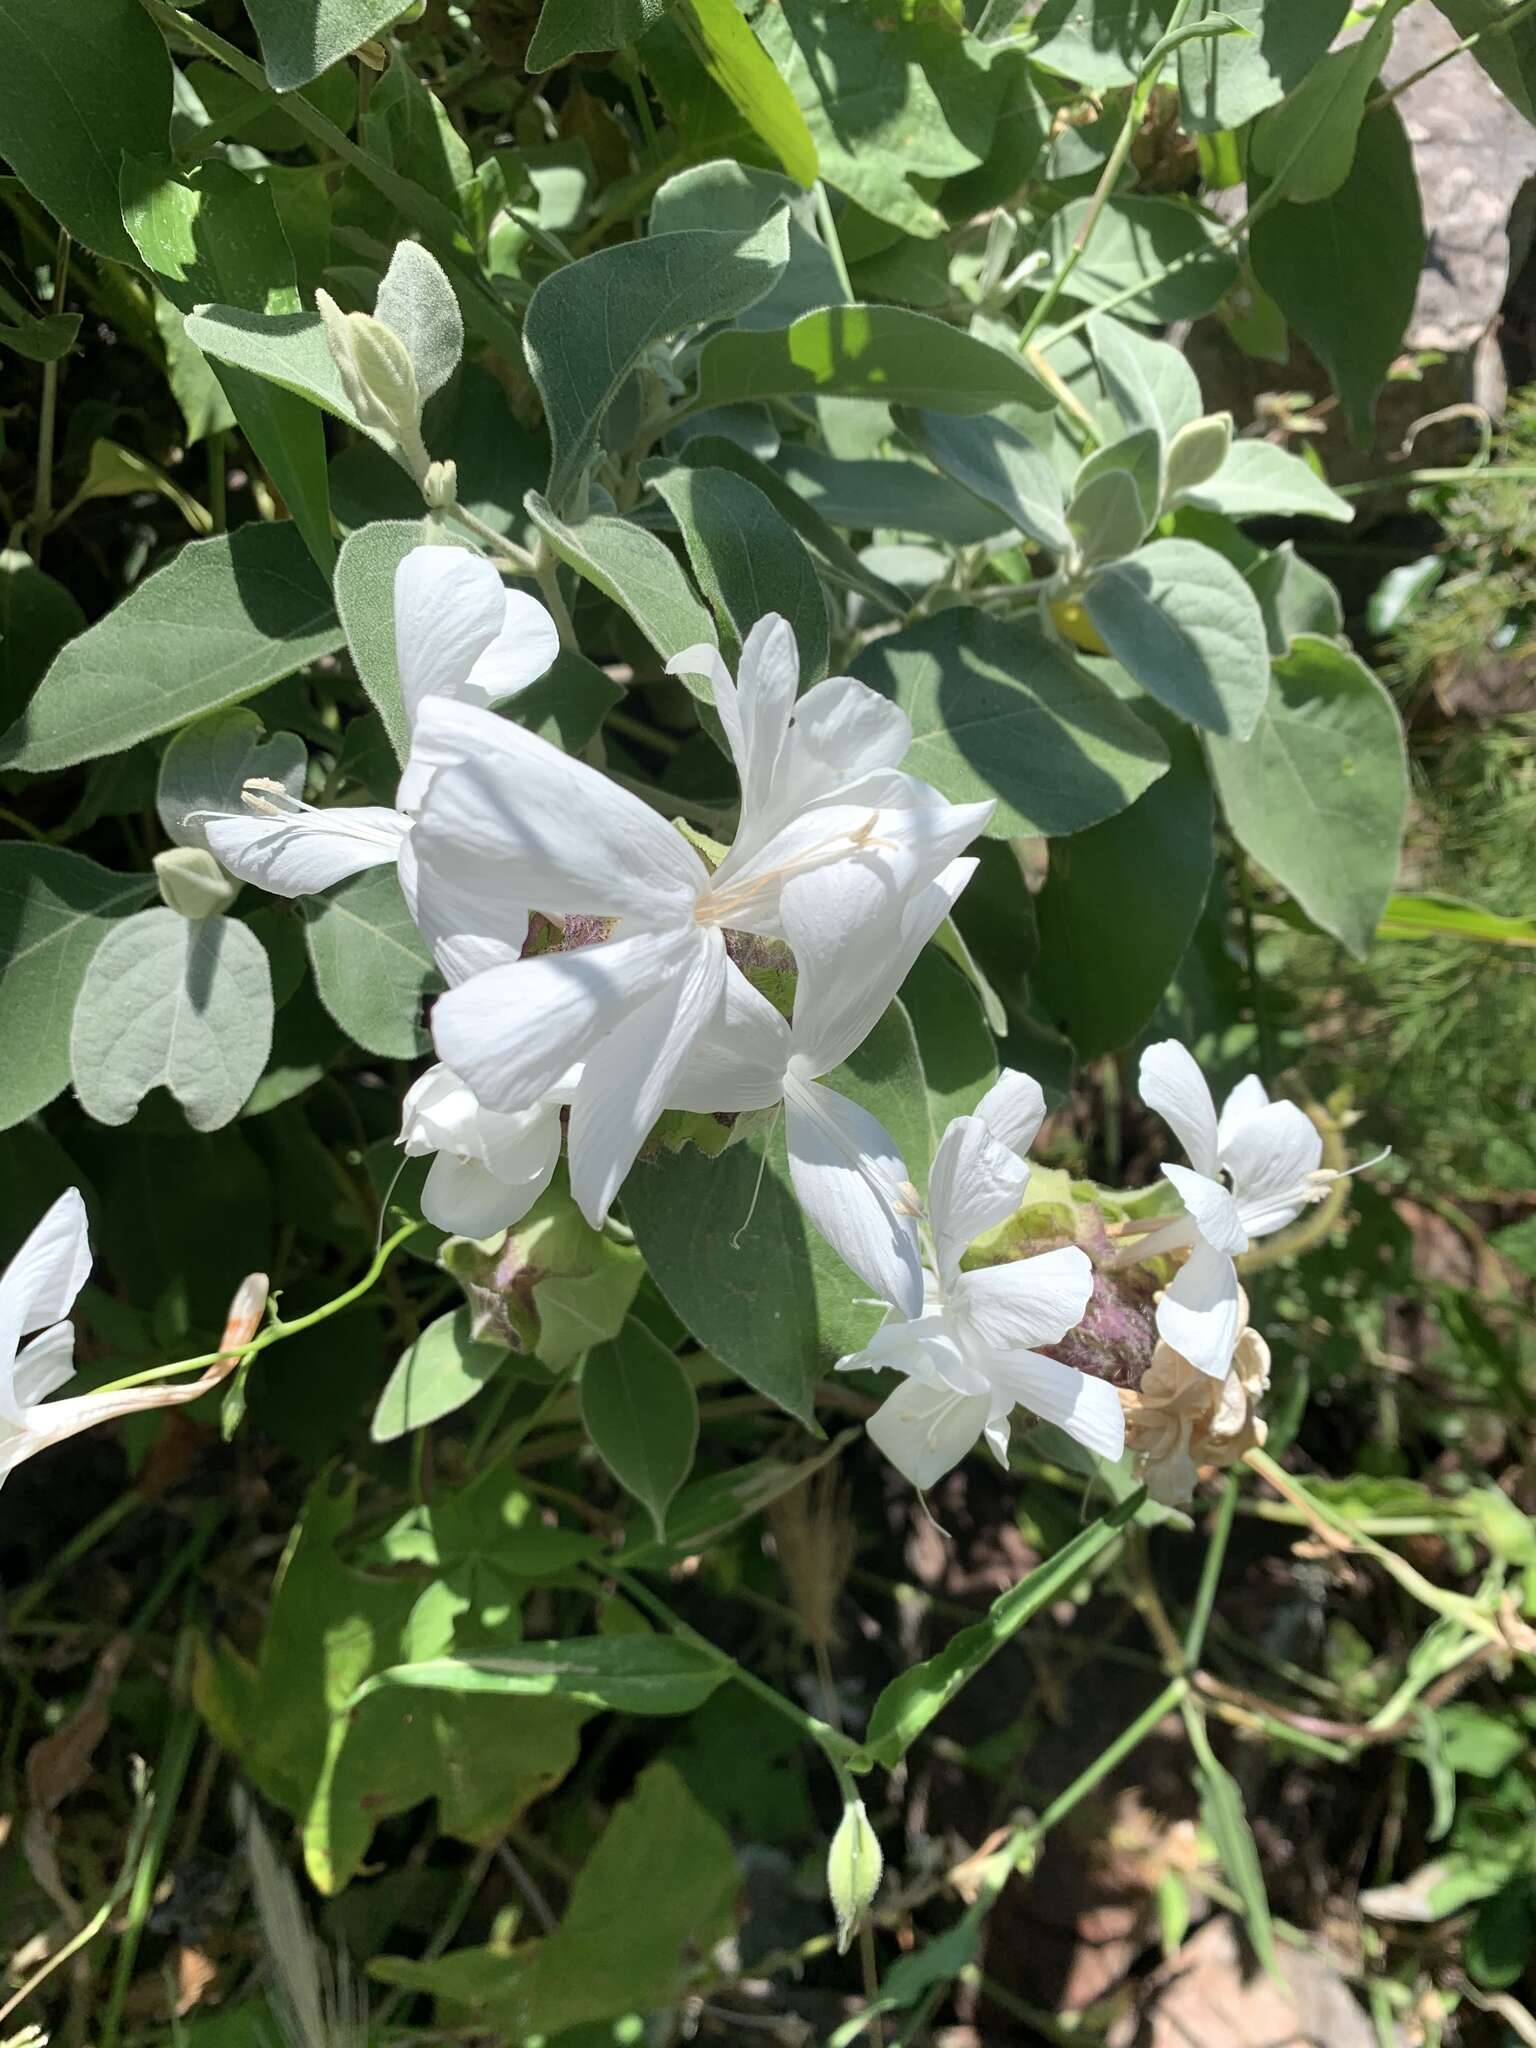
[1049,597,1108,655]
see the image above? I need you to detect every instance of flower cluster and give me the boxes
[1,555,1370,1502]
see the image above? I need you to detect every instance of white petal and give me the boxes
[396,831,528,990]
[973,1068,1046,1158]
[987,1350,1127,1460]
[1224,1100,1324,1239]
[410,698,704,922]
[566,934,728,1225]
[421,1150,549,1238]
[730,614,801,820]
[432,925,700,1113]
[0,1189,90,1416]
[460,589,560,709]
[781,857,976,1079]
[11,1321,78,1408]
[867,1378,989,1490]
[394,548,532,726]
[789,673,911,784]
[665,967,790,1113]
[1216,1072,1270,1152]
[1162,1163,1248,1255]
[783,1078,924,1318]
[1156,1237,1241,1380]
[953,1244,1094,1353]
[1139,1039,1219,1179]
[715,793,992,942]
[926,1116,1030,1287]
[205,806,407,897]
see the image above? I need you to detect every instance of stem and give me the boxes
[444,500,539,573]
[207,428,228,533]
[601,1563,856,1765]
[29,228,71,563]
[1018,0,1199,347]
[98,1704,199,2048]
[1369,0,1536,111]
[532,534,577,647]
[813,181,855,300]
[1183,1474,1239,1665]
[87,1222,416,1398]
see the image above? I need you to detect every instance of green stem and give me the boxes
[1369,0,1536,111]
[29,227,70,563]
[1018,0,1203,347]
[603,1563,857,1765]
[445,499,539,573]
[813,180,855,300]
[1183,1474,1238,1665]
[98,1702,200,2048]
[532,535,577,647]
[87,1222,417,1399]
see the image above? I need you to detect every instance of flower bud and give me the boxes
[827,1796,882,1955]
[423,457,458,510]
[315,290,430,482]
[1164,412,1233,503]
[154,846,238,920]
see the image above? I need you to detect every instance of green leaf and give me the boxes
[581,1318,699,1539]
[1376,892,1536,948]
[0,549,85,731]
[183,306,356,425]
[678,0,820,187]
[1183,438,1352,524]
[373,1762,740,2035]
[70,907,274,1132]
[1185,1702,1281,1977]
[1089,311,1203,444]
[157,707,307,854]
[0,311,80,362]
[512,649,625,756]
[670,437,906,614]
[1251,104,1423,445]
[1043,196,1239,324]
[525,215,791,511]
[626,1007,929,1423]
[1247,541,1344,655]
[1206,633,1408,959]
[1083,538,1270,739]
[303,865,440,1057]
[860,1497,1142,1769]
[1030,0,1167,87]
[646,462,829,680]
[154,293,236,446]
[1074,426,1165,531]
[0,846,154,1131]
[1434,0,1536,122]
[900,948,999,1137]
[755,0,999,236]
[122,158,335,573]
[527,0,668,67]
[526,492,716,670]
[851,608,1169,838]
[0,0,172,262]
[1179,0,1352,132]
[696,305,1051,413]
[0,524,343,774]
[775,445,1016,546]
[650,161,844,330]
[372,1307,512,1443]
[1033,701,1214,1058]
[243,0,403,90]
[353,1637,726,1716]
[899,410,1070,555]
[1067,466,1151,570]
[333,517,435,757]
[1248,0,1400,202]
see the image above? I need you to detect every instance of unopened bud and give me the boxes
[316,290,430,481]
[154,846,238,920]
[827,1797,882,1955]
[423,457,458,510]
[1164,412,1233,503]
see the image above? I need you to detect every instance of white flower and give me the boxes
[202,548,557,981]
[1131,1039,1328,1379]
[399,1063,564,1239]
[667,860,974,1317]
[835,1073,1119,1490]
[1,1192,266,1488]
[413,615,992,1227]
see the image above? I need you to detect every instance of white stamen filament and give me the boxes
[693,813,896,927]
